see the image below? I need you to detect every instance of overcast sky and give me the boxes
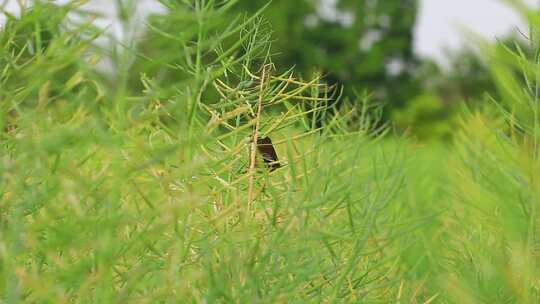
[415,0,537,62]
[1,0,537,63]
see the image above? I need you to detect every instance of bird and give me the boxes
[256,136,281,172]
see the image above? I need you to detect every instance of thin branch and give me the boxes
[247,64,272,210]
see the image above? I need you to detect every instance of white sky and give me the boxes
[415,0,538,62]
[1,0,537,63]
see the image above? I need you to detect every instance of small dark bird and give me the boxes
[256,136,281,172]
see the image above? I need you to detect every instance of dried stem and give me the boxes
[247,64,271,210]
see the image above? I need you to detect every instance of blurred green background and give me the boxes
[2,0,516,141]
[129,0,521,141]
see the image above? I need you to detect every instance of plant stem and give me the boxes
[247,64,270,210]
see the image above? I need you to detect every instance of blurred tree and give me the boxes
[132,1,420,116]
[233,0,420,111]
[131,1,527,140]
[416,48,498,107]
[391,92,458,141]
[398,35,530,141]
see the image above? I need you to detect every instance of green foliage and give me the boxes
[0,1,412,302]
[392,93,458,141]
[440,3,540,301]
[136,0,420,114]
[397,2,540,302]
[237,0,420,110]
[3,0,540,303]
